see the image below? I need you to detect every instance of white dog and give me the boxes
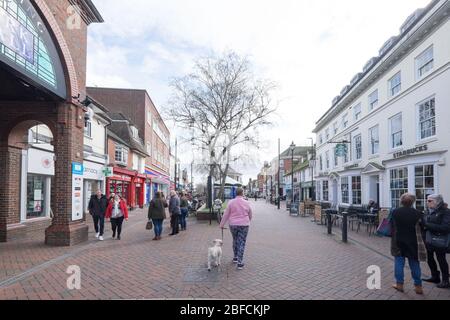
[207,239,223,271]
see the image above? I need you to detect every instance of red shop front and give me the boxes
[106,167,146,209]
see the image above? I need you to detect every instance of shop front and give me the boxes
[21,148,54,221]
[145,168,170,202]
[106,167,146,209]
[83,161,106,215]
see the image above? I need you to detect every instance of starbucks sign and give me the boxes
[335,144,348,157]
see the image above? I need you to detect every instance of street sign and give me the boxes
[335,144,347,157]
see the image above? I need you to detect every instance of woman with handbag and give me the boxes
[423,194,450,288]
[148,192,168,241]
[391,193,427,295]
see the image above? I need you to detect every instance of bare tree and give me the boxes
[167,51,276,203]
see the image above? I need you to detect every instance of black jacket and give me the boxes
[391,207,423,260]
[148,198,168,220]
[424,205,450,235]
[88,195,108,217]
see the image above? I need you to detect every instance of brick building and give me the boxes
[106,113,148,209]
[0,0,103,245]
[87,87,171,203]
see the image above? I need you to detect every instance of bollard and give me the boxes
[327,212,332,235]
[342,212,348,243]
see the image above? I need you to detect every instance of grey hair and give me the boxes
[428,194,444,207]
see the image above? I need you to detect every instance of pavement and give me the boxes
[1,201,450,300]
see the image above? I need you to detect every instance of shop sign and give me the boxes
[83,161,106,181]
[28,148,54,175]
[102,167,113,178]
[335,144,348,157]
[72,162,84,221]
[393,145,428,159]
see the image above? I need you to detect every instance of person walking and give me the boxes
[88,190,108,241]
[423,194,450,288]
[391,193,427,295]
[148,192,168,240]
[179,192,189,231]
[106,194,129,240]
[220,188,253,270]
[169,190,181,236]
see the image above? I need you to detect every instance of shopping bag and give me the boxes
[146,221,153,230]
[376,210,393,237]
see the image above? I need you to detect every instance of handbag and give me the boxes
[376,210,393,237]
[425,231,450,250]
[146,220,153,230]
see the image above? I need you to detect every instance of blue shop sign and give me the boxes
[72,162,84,175]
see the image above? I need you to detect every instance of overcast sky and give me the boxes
[87,0,431,183]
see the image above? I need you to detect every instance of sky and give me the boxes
[86,0,431,184]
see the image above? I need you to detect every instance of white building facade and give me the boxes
[313,0,450,212]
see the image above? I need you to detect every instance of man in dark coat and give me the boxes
[423,194,450,288]
[169,190,181,236]
[88,190,108,241]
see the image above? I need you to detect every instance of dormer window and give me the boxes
[131,126,139,139]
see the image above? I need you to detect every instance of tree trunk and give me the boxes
[219,164,230,202]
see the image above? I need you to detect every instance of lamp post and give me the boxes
[290,142,296,208]
[307,138,316,201]
[278,138,281,210]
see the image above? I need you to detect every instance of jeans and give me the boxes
[230,226,250,265]
[180,208,188,230]
[152,219,163,237]
[92,215,105,236]
[395,256,422,286]
[427,248,449,281]
[111,216,125,237]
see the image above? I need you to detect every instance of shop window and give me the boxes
[341,177,349,204]
[352,176,362,205]
[390,168,408,209]
[27,174,46,219]
[415,165,434,212]
[323,181,329,202]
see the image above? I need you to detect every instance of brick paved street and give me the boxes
[1,201,450,300]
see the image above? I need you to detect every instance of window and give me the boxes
[84,120,92,138]
[131,126,139,139]
[416,46,433,79]
[369,126,380,155]
[389,72,401,97]
[323,181,329,202]
[415,165,435,212]
[27,175,47,219]
[147,110,152,125]
[319,155,323,171]
[319,134,323,145]
[342,114,348,129]
[325,129,330,141]
[418,98,436,140]
[147,143,152,156]
[390,168,408,209]
[341,177,349,204]
[352,176,362,205]
[353,103,362,121]
[132,154,139,171]
[353,134,362,160]
[390,113,403,149]
[325,151,330,169]
[115,145,128,165]
[333,122,338,135]
[369,90,379,111]
[334,147,338,167]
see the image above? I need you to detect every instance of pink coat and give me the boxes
[220,196,253,228]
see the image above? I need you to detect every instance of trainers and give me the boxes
[237,264,245,270]
[95,233,100,238]
[99,236,104,241]
[232,258,238,264]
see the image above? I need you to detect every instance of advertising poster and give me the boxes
[72,163,84,221]
[0,7,35,64]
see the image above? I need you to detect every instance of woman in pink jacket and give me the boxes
[220,188,253,270]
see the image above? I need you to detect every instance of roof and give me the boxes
[78,0,104,23]
[214,176,243,186]
[284,160,310,176]
[227,167,242,176]
[280,146,313,159]
[313,0,443,132]
[107,112,149,157]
